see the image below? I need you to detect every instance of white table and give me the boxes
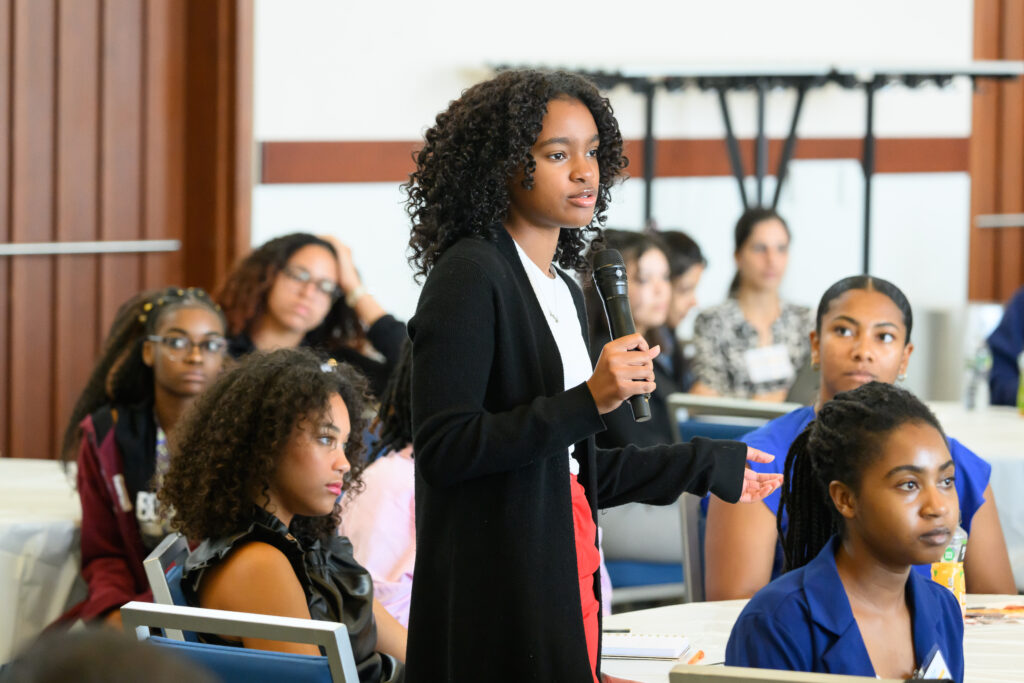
[602,594,1024,683]
[928,402,1024,590]
[0,458,81,664]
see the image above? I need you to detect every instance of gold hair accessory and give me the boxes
[320,358,339,373]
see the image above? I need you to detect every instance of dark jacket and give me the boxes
[228,314,408,398]
[988,285,1024,406]
[57,403,157,623]
[406,229,747,682]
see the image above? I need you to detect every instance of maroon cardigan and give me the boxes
[56,405,155,624]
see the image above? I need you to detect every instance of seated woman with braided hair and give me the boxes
[726,382,964,681]
[55,287,227,629]
[159,348,404,682]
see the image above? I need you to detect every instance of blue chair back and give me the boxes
[148,636,332,683]
[678,419,759,442]
[166,564,188,606]
[163,564,199,642]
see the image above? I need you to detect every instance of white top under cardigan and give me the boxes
[513,239,594,475]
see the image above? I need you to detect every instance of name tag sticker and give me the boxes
[743,344,794,384]
[917,645,951,680]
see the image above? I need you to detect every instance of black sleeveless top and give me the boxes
[182,508,403,683]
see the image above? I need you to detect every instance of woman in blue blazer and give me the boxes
[727,382,964,681]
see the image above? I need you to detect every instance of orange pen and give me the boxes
[686,649,706,665]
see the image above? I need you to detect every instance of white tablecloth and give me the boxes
[928,402,1024,591]
[0,458,81,664]
[602,594,1024,683]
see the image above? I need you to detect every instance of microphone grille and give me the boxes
[592,248,625,270]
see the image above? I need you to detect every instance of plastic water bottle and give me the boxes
[963,345,992,411]
[931,525,967,616]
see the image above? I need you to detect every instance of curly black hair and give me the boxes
[778,381,946,572]
[216,232,365,352]
[405,69,628,282]
[61,287,226,463]
[159,348,372,546]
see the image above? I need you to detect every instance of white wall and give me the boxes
[252,0,975,336]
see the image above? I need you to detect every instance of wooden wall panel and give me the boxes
[261,137,969,185]
[142,0,186,291]
[997,0,1024,298]
[9,0,57,460]
[969,0,1024,302]
[54,0,101,450]
[99,0,143,332]
[0,0,10,457]
[183,0,253,294]
[0,0,253,459]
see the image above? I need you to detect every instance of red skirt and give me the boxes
[570,473,602,683]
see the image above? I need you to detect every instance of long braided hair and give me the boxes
[371,338,413,460]
[61,287,226,463]
[778,381,946,571]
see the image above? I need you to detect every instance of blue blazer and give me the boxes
[726,536,964,681]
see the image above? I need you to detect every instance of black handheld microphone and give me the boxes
[591,248,652,423]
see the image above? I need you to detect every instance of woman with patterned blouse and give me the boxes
[691,208,811,401]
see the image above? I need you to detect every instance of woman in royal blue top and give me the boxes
[705,275,1015,599]
[727,382,964,680]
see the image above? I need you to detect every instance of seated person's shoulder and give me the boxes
[200,541,307,616]
[729,570,816,666]
[741,569,811,622]
[947,437,989,473]
[694,302,734,324]
[740,406,814,469]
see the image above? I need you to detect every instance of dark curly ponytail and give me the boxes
[405,69,628,282]
[779,381,946,571]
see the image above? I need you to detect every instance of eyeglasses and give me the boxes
[281,265,341,300]
[146,335,228,360]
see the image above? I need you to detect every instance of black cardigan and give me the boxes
[406,229,746,682]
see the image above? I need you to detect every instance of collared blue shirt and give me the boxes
[735,405,991,580]
[726,536,965,681]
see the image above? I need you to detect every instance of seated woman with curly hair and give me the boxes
[159,348,405,682]
[216,232,406,398]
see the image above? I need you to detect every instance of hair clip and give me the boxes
[320,358,338,373]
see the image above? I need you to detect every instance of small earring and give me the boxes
[897,373,907,382]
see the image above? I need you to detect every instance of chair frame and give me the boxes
[143,532,190,640]
[669,392,799,604]
[121,600,359,683]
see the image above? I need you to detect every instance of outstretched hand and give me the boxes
[737,446,783,503]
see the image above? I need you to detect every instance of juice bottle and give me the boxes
[1017,351,1024,415]
[931,525,967,617]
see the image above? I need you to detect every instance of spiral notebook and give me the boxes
[601,632,690,659]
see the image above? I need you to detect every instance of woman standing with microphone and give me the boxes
[403,69,781,683]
